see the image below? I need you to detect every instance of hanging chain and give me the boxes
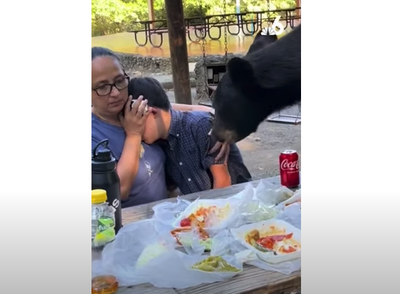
[223,0,228,65]
[199,0,209,100]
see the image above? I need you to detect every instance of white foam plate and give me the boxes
[231,219,301,264]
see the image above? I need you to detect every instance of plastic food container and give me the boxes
[231,219,301,264]
[92,275,118,294]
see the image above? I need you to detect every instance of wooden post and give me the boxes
[164,0,192,105]
[147,0,155,30]
[296,0,301,20]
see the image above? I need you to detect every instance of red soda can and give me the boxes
[279,150,300,188]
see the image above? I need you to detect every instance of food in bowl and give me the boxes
[178,204,231,229]
[245,225,301,255]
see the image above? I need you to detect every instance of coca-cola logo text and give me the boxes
[281,159,299,171]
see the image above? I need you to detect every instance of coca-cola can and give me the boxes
[279,150,300,188]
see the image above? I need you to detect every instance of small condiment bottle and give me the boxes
[92,275,118,294]
[92,189,116,248]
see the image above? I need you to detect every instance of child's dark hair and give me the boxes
[128,77,171,111]
[92,47,120,61]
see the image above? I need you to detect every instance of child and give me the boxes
[128,77,252,195]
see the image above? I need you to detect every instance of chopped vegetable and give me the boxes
[171,227,212,251]
[279,246,297,253]
[136,243,169,268]
[179,205,230,229]
[244,227,300,255]
[192,256,240,272]
[180,218,191,227]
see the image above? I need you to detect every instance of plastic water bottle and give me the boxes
[92,189,115,248]
[92,139,122,234]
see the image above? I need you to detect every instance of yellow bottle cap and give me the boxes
[92,189,107,204]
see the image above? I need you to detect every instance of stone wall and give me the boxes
[115,52,204,75]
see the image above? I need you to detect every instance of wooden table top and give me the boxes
[117,176,301,294]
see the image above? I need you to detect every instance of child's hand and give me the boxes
[119,95,150,136]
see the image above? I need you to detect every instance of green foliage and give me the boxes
[92,0,139,36]
[92,0,296,36]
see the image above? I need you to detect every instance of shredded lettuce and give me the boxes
[178,234,213,251]
[136,243,169,268]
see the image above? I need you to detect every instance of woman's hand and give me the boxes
[119,95,150,136]
[209,141,231,165]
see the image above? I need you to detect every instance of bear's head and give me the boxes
[211,57,274,143]
[211,26,301,143]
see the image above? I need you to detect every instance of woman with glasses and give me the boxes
[92,47,225,207]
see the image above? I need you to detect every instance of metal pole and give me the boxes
[164,0,192,105]
[236,0,242,33]
[236,0,240,14]
[147,0,155,30]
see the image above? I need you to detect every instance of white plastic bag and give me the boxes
[210,229,243,256]
[176,229,209,254]
[278,189,301,209]
[254,179,294,207]
[228,183,254,202]
[228,183,280,227]
[276,202,301,229]
[247,257,301,275]
[97,219,175,286]
[95,219,243,289]
[152,197,191,229]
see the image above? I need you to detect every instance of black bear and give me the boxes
[247,29,278,55]
[211,25,301,144]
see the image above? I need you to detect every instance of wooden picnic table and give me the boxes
[117,175,301,294]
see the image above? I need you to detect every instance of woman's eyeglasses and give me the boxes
[93,76,130,96]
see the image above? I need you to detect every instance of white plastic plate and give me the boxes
[231,219,301,264]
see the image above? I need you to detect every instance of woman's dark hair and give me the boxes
[92,47,120,61]
[128,77,171,111]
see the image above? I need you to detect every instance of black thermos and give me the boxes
[92,139,122,234]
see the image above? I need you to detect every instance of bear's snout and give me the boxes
[210,127,238,144]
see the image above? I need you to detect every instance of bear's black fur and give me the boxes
[247,29,278,55]
[211,25,301,143]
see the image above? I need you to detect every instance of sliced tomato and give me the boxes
[280,246,296,253]
[285,233,293,239]
[180,218,191,227]
[257,237,275,250]
[170,227,210,246]
[268,235,286,242]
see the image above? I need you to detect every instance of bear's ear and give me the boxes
[227,57,256,89]
[227,57,265,99]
